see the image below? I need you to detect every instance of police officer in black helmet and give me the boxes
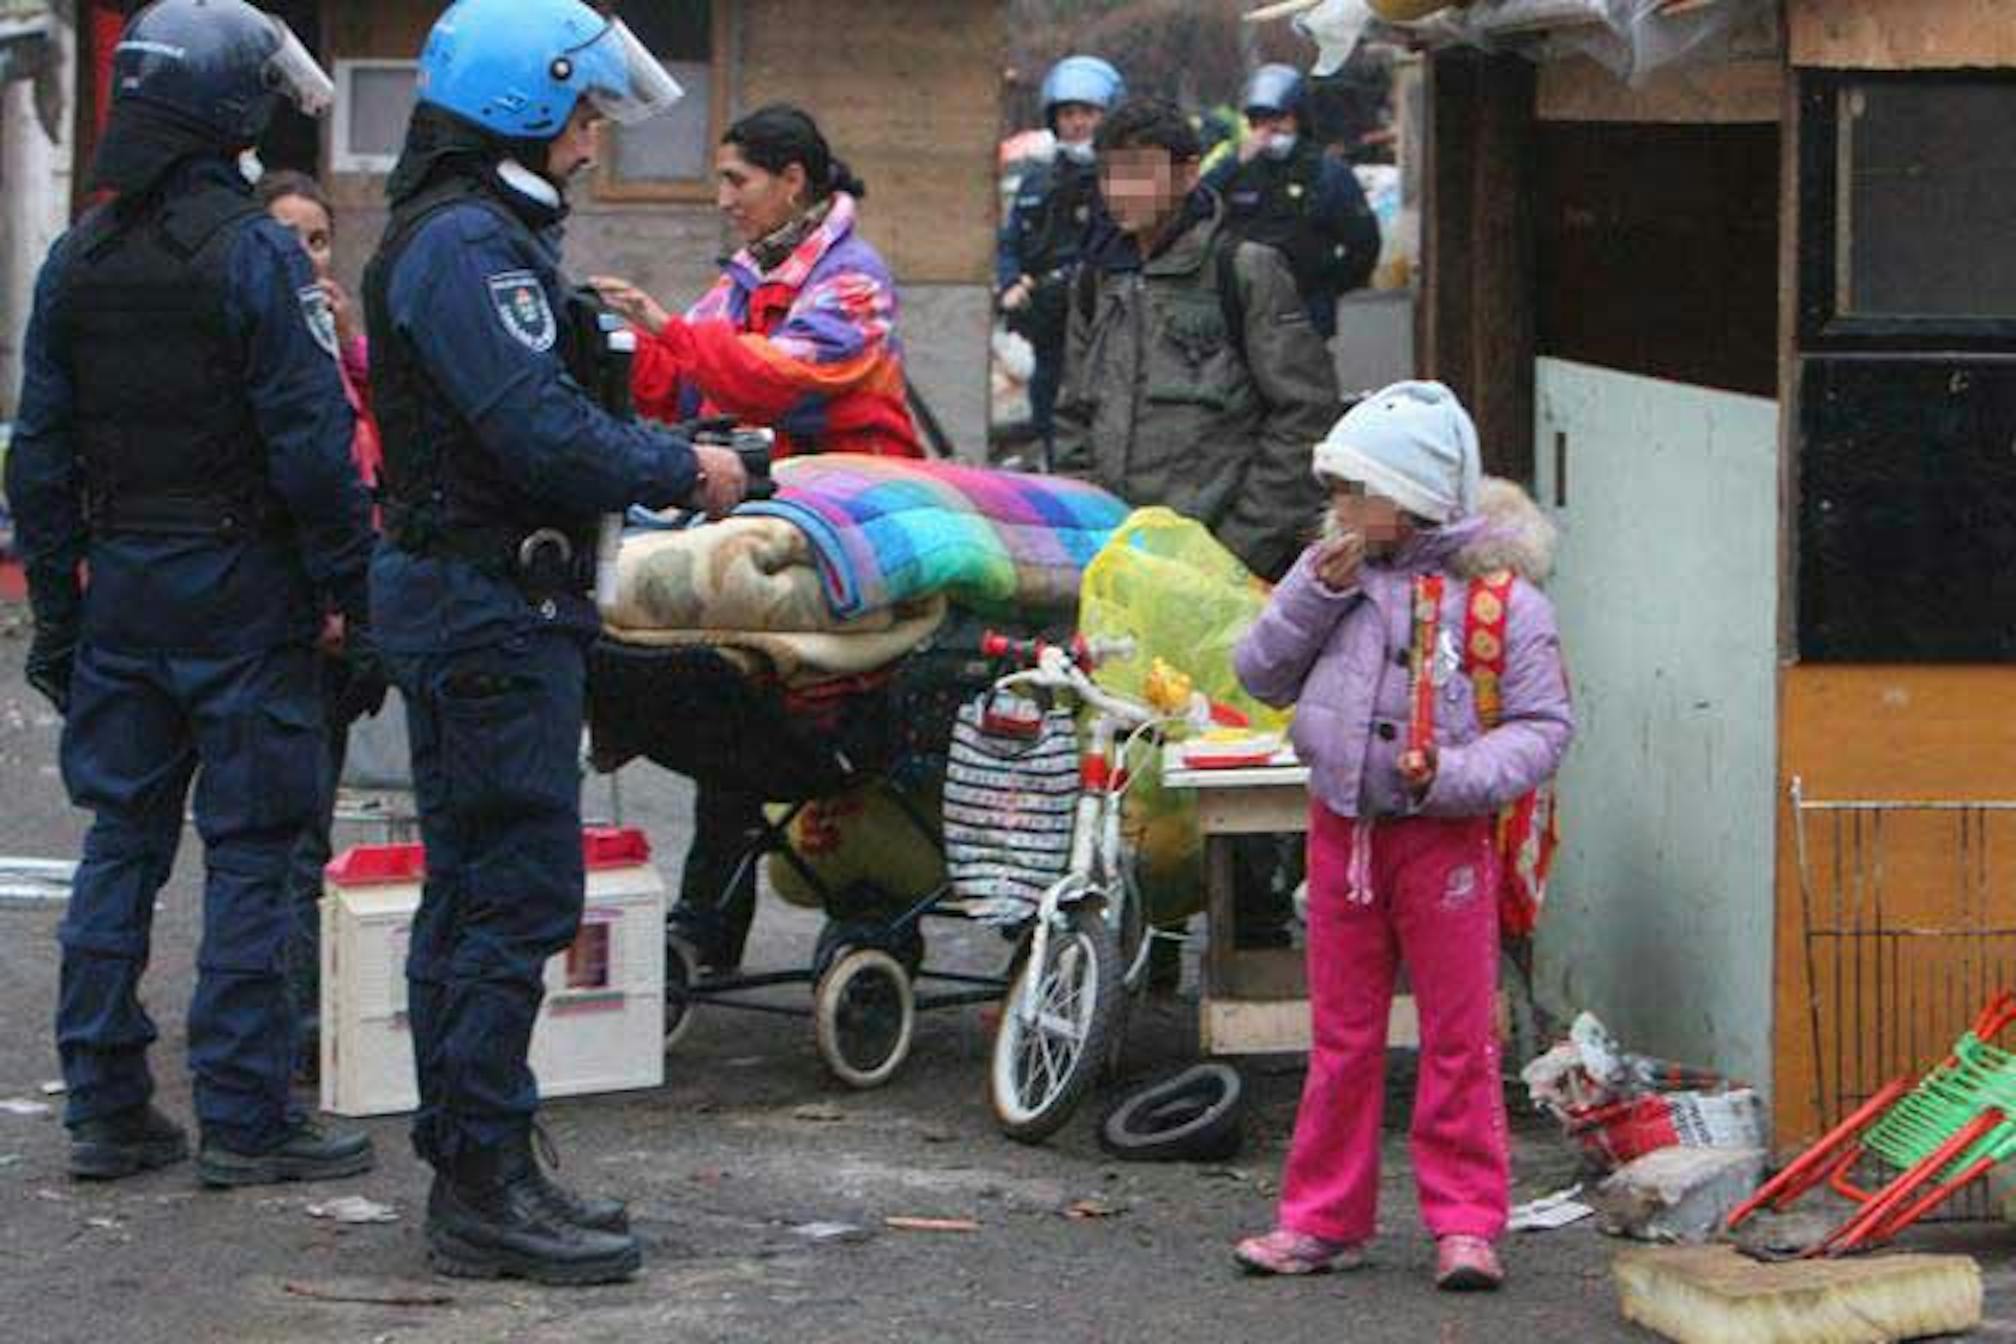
[7,0,379,1186]
[1204,63,1382,341]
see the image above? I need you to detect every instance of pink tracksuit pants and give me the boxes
[1275,804,1511,1245]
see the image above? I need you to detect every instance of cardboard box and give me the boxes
[320,828,665,1117]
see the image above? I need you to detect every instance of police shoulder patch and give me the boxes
[298,285,339,359]
[487,270,557,353]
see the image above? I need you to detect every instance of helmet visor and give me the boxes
[575,19,683,126]
[264,18,335,118]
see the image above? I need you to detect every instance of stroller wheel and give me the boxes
[814,917,926,980]
[664,936,701,1052]
[814,948,916,1089]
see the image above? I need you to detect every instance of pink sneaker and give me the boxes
[1233,1228,1365,1276]
[1434,1235,1504,1291]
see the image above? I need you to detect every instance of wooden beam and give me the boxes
[1422,51,1537,483]
[1537,55,1782,124]
[1788,0,2016,69]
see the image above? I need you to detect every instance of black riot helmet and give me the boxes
[111,0,334,146]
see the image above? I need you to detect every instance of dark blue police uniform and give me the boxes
[364,160,698,1166]
[8,158,375,1151]
[1204,143,1380,340]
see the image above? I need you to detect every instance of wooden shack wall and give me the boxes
[1789,0,2016,70]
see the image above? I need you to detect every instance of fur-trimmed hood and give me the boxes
[1451,476,1556,586]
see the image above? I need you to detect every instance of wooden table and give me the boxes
[1162,749,1426,1055]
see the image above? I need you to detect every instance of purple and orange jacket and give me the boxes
[631,192,923,460]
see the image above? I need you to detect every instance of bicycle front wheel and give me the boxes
[990,901,1123,1143]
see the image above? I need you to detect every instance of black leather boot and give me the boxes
[70,1103,189,1181]
[528,1126,629,1233]
[196,1119,375,1187]
[425,1139,640,1286]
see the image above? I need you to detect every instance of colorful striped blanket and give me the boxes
[741,456,1129,619]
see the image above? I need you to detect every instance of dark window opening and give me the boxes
[1535,121,1779,398]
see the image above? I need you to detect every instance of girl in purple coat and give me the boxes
[1231,381,1573,1291]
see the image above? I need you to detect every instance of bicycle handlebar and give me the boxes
[980,630,1137,669]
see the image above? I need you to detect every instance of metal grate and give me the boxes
[1790,777,2016,1220]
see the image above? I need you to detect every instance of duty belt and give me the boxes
[387,511,596,598]
[87,490,287,540]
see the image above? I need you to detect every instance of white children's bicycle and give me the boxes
[970,632,1171,1143]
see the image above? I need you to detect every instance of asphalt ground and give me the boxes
[3,609,2014,1343]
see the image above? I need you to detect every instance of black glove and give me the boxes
[335,618,390,723]
[25,621,77,716]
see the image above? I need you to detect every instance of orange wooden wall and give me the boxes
[1774,665,2016,1148]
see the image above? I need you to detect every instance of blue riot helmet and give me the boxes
[112,0,334,145]
[1241,63,1309,122]
[418,0,684,141]
[1040,55,1124,128]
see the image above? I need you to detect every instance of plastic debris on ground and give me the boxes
[1589,1146,1767,1244]
[1522,1012,1764,1173]
[0,857,77,905]
[791,1221,873,1245]
[305,1196,399,1225]
[1509,1184,1596,1232]
[0,1098,53,1117]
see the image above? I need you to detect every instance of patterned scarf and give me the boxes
[748,195,836,276]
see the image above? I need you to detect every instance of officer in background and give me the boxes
[7,0,379,1186]
[997,54,1124,456]
[365,0,746,1286]
[1204,63,1381,341]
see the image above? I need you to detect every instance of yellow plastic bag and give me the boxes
[1078,508,1287,923]
[1079,507,1286,733]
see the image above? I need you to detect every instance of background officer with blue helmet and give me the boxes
[997,54,1123,456]
[7,0,379,1188]
[365,0,746,1286]
[1204,62,1380,340]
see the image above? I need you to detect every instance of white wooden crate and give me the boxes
[320,828,665,1117]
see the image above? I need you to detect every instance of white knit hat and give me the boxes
[1311,380,1482,525]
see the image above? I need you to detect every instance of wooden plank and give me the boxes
[1203,996,1423,1055]
[1423,51,1536,481]
[323,0,434,62]
[1788,0,2016,70]
[1204,834,1238,1012]
[1195,787,1312,836]
[1537,55,1782,124]
[1614,1246,1982,1344]
[1772,665,2016,1151]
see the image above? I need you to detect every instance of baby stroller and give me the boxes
[586,620,1168,1140]
[587,618,1001,1090]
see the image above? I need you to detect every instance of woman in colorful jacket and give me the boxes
[591,103,922,460]
[590,104,922,974]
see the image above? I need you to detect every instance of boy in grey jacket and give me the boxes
[1052,98,1339,584]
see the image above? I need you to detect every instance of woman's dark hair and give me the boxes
[257,168,334,222]
[1095,98,1203,163]
[723,103,867,202]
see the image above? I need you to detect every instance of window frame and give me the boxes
[329,58,421,176]
[591,3,731,205]
[1798,68,2016,351]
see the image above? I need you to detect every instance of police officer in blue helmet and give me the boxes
[1203,62,1381,340]
[997,54,1123,457]
[8,0,380,1188]
[364,0,745,1285]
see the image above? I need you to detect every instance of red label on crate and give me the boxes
[327,827,653,886]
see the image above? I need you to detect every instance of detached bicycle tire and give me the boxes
[1097,1062,1246,1163]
